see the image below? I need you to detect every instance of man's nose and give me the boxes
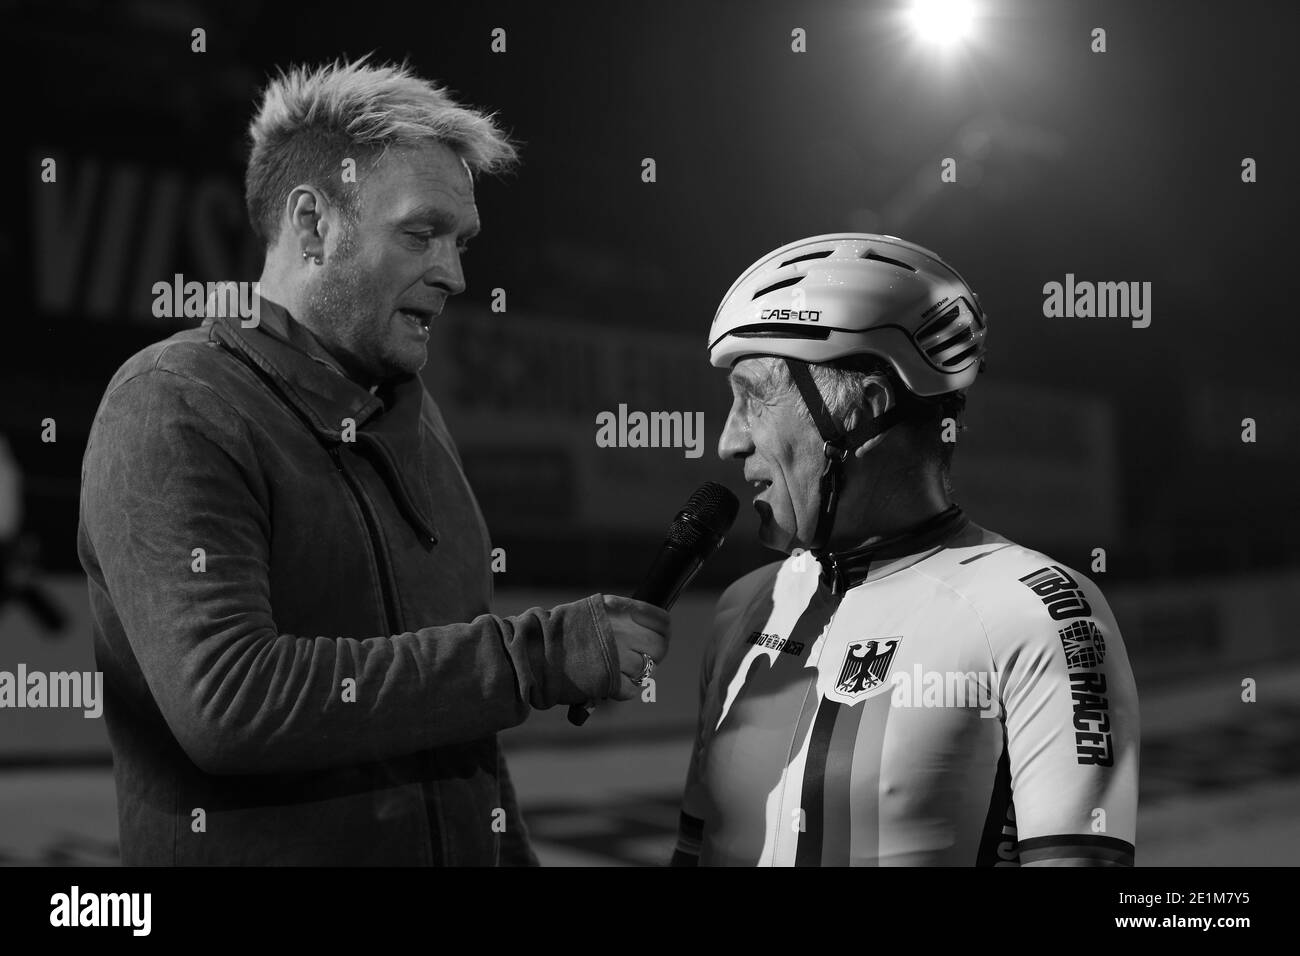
[717,406,752,461]
[424,242,466,296]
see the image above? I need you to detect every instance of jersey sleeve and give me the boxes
[987,561,1140,866]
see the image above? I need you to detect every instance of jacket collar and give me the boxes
[203,298,439,544]
[205,297,383,439]
[816,504,968,594]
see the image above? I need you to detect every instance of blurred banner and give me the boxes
[28,149,260,325]
[426,306,727,535]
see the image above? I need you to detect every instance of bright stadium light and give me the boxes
[906,0,976,47]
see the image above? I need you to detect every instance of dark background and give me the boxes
[1,0,1297,866]
[6,0,1298,585]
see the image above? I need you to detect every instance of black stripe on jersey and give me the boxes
[976,734,1015,866]
[1017,834,1135,866]
[795,698,841,866]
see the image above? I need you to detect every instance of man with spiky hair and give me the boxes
[77,58,668,866]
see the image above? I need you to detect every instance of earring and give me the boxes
[302,251,323,265]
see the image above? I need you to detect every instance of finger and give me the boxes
[617,628,668,669]
[617,643,648,679]
[605,595,671,634]
[613,674,641,701]
[630,625,669,665]
[625,599,671,634]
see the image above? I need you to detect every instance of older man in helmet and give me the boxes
[672,234,1139,867]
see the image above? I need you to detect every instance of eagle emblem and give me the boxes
[833,638,902,701]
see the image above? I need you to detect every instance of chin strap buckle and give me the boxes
[822,440,849,464]
[817,551,845,595]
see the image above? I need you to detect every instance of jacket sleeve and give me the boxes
[78,368,622,776]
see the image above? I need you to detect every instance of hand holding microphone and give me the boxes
[569,482,740,726]
[602,595,671,700]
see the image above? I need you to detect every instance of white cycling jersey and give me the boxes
[675,507,1139,866]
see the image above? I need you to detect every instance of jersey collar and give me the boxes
[816,504,969,594]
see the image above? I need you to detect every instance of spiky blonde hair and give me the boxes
[244,55,518,244]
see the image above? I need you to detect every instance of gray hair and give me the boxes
[753,355,967,479]
[245,55,519,244]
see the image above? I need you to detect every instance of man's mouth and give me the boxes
[748,478,773,498]
[397,306,436,330]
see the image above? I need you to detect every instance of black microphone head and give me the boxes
[667,481,740,549]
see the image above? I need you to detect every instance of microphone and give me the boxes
[568,481,740,727]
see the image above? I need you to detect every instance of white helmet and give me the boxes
[707,233,988,396]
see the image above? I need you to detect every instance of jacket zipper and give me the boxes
[359,434,438,548]
[329,443,447,866]
[328,445,403,637]
[215,330,448,863]
[210,335,404,625]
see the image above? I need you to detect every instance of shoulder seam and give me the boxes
[905,564,1002,684]
[106,362,254,428]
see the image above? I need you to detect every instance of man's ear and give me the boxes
[847,375,894,460]
[284,185,328,259]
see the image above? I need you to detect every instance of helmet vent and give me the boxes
[942,344,979,367]
[779,250,834,268]
[917,300,980,369]
[861,251,917,272]
[751,275,804,300]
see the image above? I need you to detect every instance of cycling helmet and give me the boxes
[708,233,987,392]
[708,233,988,555]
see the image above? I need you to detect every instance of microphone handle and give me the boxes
[567,541,715,726]
[631,542,707,610]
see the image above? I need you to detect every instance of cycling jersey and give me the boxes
[674,507,1139,866]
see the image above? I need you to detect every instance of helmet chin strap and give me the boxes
[783,358,910,554]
